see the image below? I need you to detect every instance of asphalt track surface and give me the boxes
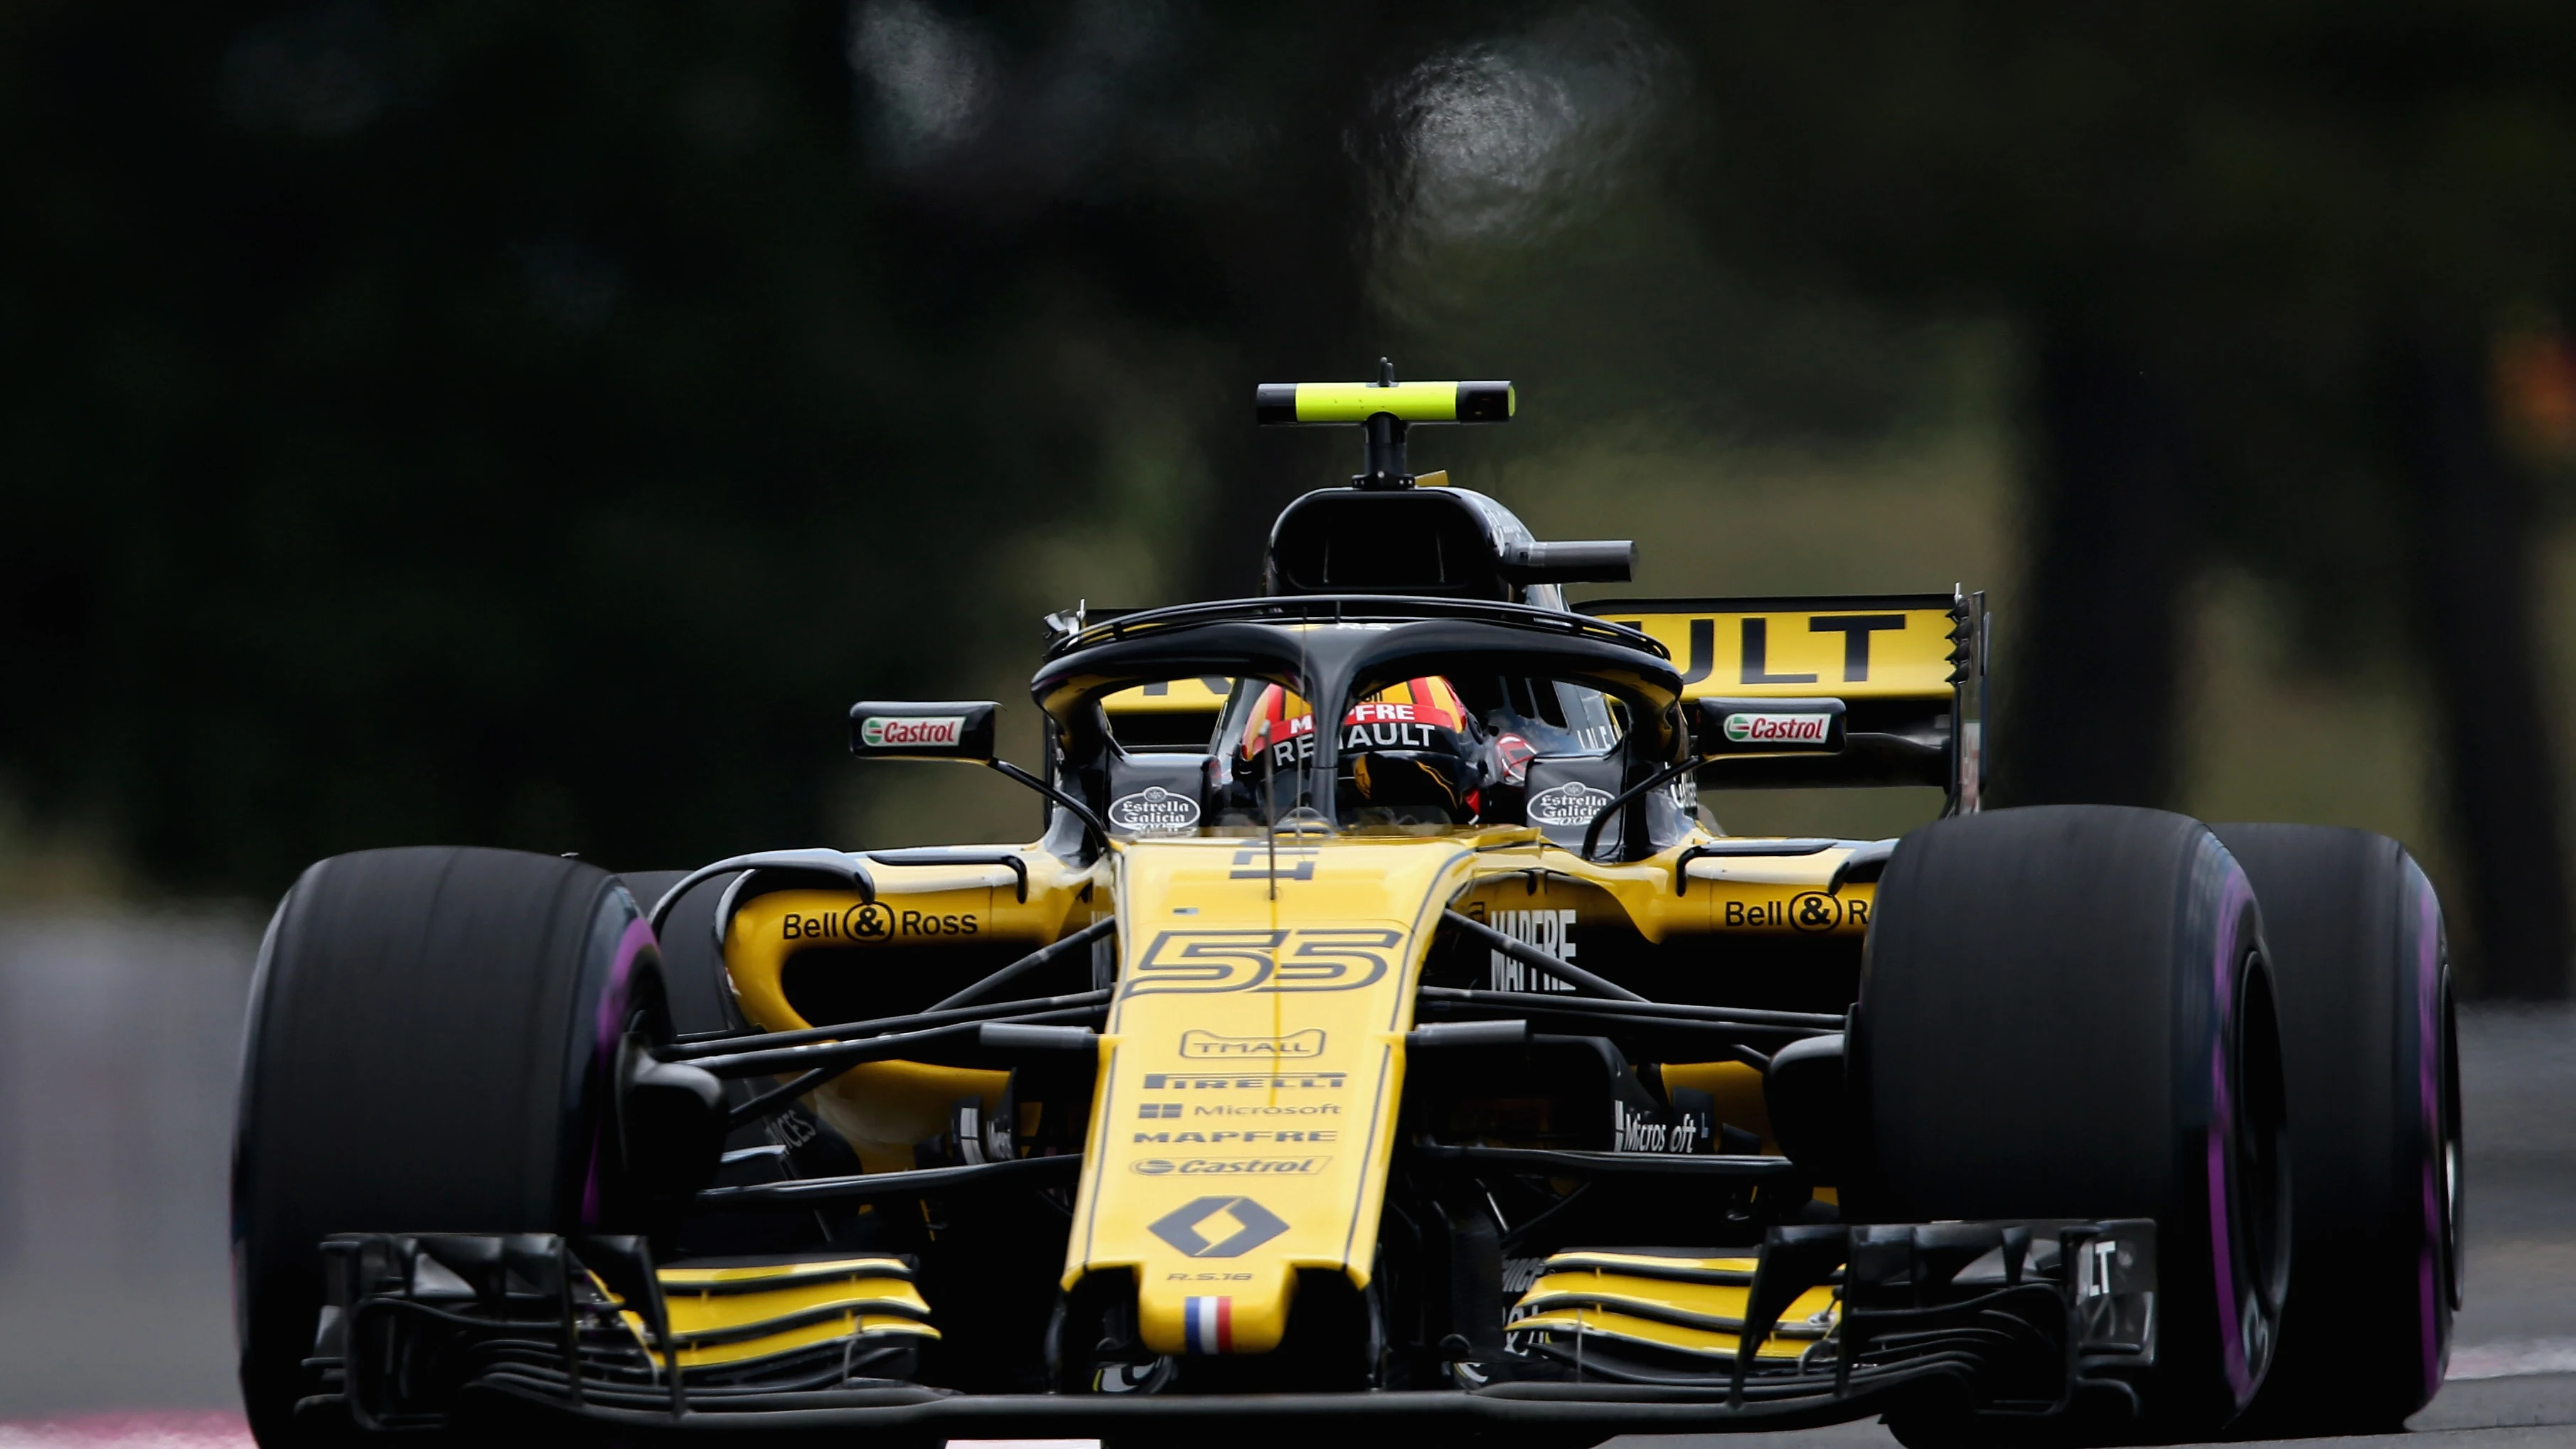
[1,916,2571,1445]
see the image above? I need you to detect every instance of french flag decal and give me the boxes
[1184,1295,1234,1354]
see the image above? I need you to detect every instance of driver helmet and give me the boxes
[1236,676,1485,825]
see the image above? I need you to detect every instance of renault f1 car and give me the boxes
[233,367,2464,1446]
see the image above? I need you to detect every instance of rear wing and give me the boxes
[1097,673,1231,752]
[1041,606,1236,754]
[1576,591,1989,811]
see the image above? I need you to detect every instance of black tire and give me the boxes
[615,867,743,1036]
[2212,824,2459,1435]
[233,847,666,1445]
[1858,806,2290,1443]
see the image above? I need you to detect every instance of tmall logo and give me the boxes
[1180,1029,1325,1059]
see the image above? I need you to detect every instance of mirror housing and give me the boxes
[1691,696,1847,756]
[848,701,999,761]
[846,699,1108,850]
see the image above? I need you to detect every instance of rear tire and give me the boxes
[2212,824,2459,1435]
[232,847,665,1445]
[1859,806,2289,1443]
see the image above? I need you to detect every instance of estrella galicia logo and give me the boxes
[1147,1196,1290,1258]
[1107,786,1202,835]
[1526,781,1615,829]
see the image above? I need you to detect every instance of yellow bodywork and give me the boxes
[726,851,1105,1172]
[1101,675,1232,715]
[1507,1250,1839,1362]
[1070,835,1480,1355]
[618,1256,939,1372]
[719,824,1876,1357]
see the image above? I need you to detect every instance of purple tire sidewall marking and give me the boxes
[581,914,659,1227]
[2415,877,2444,1393]
[2207,861,2255,1406]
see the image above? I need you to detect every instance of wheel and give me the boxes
[614,867,743,1036]
[1857,806,2290,1443]
[232,848,667,1445]
[2211,824,2459,1435]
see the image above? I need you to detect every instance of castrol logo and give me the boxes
[860,715,964,748]
[1722,712,1831,744]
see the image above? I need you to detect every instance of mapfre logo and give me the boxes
[1723,712,1831,744]
[1482,906,1581,994]
[860,715,963,748]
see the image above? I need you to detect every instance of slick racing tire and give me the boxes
[2213,824,2459,1435]
[1859,806,2289,1445]
[233,848,666,1446]
[616,867,743,1037]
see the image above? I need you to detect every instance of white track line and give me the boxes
[0,1413,249,1448]
[2449,1338,2576,1381]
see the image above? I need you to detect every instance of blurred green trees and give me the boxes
[3,2,2571,993]
[1669,3,2576,995]
[0,1,1430,888]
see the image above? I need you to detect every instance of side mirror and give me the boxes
[848,700,999,761]
[1691,696,1847,756]
[848,699,1110,846]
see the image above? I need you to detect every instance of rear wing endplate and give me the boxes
[1576,591,1989,812]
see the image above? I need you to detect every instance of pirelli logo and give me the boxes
[1143,1072,1347,1091]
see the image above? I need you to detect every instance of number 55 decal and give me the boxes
[1273,929,1399,991]
[1126,929,1402,997]
[1125,931,1281,995]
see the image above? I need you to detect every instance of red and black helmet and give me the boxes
[1236,676,1487,825]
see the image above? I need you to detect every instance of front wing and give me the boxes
[299,1218,2158,1440]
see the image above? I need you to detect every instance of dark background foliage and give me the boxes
[5,1,2573,995]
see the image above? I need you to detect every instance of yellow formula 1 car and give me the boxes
[233,369,2464,1447]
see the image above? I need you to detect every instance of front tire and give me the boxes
[232,847,665,1445]
[614,867,743,1037]
[2213,824,2459,1435]
[1859,806,2290,1443]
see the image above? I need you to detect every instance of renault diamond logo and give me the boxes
[1146,1196,1289,1258]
